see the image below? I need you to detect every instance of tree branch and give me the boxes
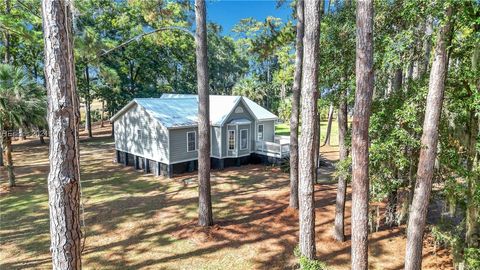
[83,26,194,65]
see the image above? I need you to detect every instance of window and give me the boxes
[240,129,248,150]
[257,124,264,140]
[137,129,142,141]
[187,131,196,152]
[234,106,244,113]
[228,130,235,150]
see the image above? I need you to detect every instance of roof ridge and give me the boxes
[135,97,197,100]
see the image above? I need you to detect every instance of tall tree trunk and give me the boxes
[321,103,334,146]
[334,87,348,242]
[412,22,425,80]
[289,0,304,210]
[195,0,213,227]
[42,0,82,268]
[84,66,92,138]
[392,68,403,92]
[406,61,414,81]
[100,100,105,128]
[2,0,10,166]
[465,40,479,249]
[0,123,4,166]
[314,111,320,181]
[385,182,398,227]
[404,6,453,270]
[39,135,46,144]
[466,108,479,248]
[19,128,26,140]
[351,0,374,269]
[421,17,433,76]
[386,66,404,227]
[3,135,15,187]
[4,0,10,64]
[298,0,321,259]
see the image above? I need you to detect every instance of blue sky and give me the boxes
[206,0,294,36]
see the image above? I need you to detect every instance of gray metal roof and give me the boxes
[110,94,278,128]
[228,118,252,125]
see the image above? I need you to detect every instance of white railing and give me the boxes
[255,140,290,158]
[275,135,290,144]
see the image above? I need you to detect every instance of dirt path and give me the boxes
[0,126,452,269]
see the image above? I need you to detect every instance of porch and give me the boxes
[255,135,290,158]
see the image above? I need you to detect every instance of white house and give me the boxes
[110,94,289,177]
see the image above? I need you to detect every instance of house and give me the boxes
[110,94,290,177]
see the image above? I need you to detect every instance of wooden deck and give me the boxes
[255,136,290,158]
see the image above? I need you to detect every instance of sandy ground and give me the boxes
[0,124,452,269]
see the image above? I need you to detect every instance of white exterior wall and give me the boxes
[114,104,169,163]
[256,120,275,142]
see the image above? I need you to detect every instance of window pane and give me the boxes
[228,130,235,150]
[187,132,196,151]
[257,125,263,140]
[241,130,248,150]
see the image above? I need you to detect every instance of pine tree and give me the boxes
[42,0,82,267]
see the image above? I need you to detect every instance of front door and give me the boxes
[238,125,250,155]
[227,125,237,157]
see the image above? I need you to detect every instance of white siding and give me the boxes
[114,104,169,163]
[257,120,275,142]
[168,127,198,163]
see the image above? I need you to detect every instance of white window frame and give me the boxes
[257,124,264,140]
[240,129,248,150]
[186,131,196,152]
[137,129,143,141]
[228,130,236,151]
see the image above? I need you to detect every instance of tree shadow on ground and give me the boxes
[1,126,453,269]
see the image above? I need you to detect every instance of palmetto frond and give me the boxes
[0,64,46,131]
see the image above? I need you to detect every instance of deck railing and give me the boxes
[255,139,290,158]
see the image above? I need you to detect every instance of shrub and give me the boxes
[294,247,328,270]
[464,248,480,270]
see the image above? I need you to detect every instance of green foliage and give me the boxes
[368,87,424,201]
[431,222,475,268]
[232,15,295,114]
[277,98,291,122]
[333,156,352,183]
[232,76,267,105]
[0,64,46,131]
[69,0,249,116]
[464,248,480,270]
[293,247,329,270]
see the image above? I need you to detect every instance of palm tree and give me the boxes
[0,64,46,187]
[232,76,267,104]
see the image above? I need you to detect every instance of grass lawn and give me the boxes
[0,125,452,269]
[276,120,340,146]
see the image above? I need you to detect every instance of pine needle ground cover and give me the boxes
[0,125,451,269]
